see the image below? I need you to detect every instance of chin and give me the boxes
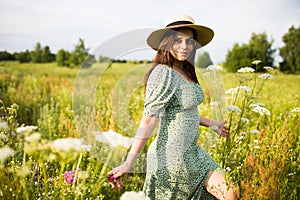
[177,57,188,62]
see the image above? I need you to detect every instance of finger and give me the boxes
[112,170,124,179]
[108,175,115,190]
[218,130,227,137]
[222,131,229,137]
[107,170,115,176]
[116,178,122,190]
[109,175,115,182]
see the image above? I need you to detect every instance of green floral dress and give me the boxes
[143,65,219,200]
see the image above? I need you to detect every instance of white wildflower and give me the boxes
[225,87,238,95]
[225,86,252,95]
[241,131,247,136]
[241,118,250,123]
[253,139,259,143]
[16,125,38,133]
[251,60,262,65]
[25,132,41,142]
[210,101,220,106]
[258,73,274,80]
[238,85,252,93]
[225,105,242,113]
[206,64,223,71]
[288,172,296,176]
[290,107,300,113]
[225,167,231,171]
[253,145,260,149]
[53,138,84,152]
[120,191,150,200]
[252,106,271,116]
[237,67,255,73]
[237,135,245,140]
[0,121,8,130]
[250,129,260,134]
[81,144,92,152]
[263,66,274,71]
[249,103,265,107]
[0,147,14,163]
[94,130,134,149]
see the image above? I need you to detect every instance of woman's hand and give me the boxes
[106,116,158,191]
[107,162,131,190]
[210,120,229,137]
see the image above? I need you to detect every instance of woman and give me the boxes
[108,14,236,199]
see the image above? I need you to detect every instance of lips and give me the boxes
[177,52,189,57]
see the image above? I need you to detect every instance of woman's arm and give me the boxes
[200,115,229,137]
[107,115,159,190]
[199,115,212,127]
[125,116,159,166]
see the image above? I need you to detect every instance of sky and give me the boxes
[0,0,299,64]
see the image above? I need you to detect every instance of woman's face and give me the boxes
[170,28,195,62]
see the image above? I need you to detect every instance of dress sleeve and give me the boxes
[143,65,177,117]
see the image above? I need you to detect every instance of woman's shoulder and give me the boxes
[150,64,174,78]
[147,64,178,86]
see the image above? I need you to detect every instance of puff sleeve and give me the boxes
[143,65,177,117]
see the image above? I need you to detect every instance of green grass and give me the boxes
[0,61,299,199]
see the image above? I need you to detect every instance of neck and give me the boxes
[173,60,184,69]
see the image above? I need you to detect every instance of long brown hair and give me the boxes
[145,27,199,86]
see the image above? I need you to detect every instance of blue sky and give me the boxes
[0,0,299,64]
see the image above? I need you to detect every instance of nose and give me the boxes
[180,40,187,49]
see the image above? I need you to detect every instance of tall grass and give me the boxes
[0,61,299,199]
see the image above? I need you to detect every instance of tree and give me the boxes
[195,51,213,68]
[224,32,275,72]
[41,46,55,63]
[0,51,15,61]
[224,43,250,72]
[56,49,71,67]
[69,38,89,67]
[15,50,31,63]
[31,42,43,63]
[248,32,275,68]
[279,26,300,73]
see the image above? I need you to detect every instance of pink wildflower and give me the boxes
[64,169,79,184]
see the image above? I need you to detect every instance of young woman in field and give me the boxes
[108,14,237,199]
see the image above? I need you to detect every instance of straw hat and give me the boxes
[147,14,214,50]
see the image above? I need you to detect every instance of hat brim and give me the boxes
[147,24,214,51]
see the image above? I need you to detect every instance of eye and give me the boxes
[186,38,195,45]
[174,38,182,44]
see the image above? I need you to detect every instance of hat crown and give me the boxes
[164,14,195,27]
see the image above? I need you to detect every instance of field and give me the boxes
[0,61,299,199]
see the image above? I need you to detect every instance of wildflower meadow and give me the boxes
[0,61,299,199]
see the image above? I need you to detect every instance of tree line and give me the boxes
[0,25,299,73]
[196,25,299,73]
[0,38,151,68]
[0,38,94,68]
